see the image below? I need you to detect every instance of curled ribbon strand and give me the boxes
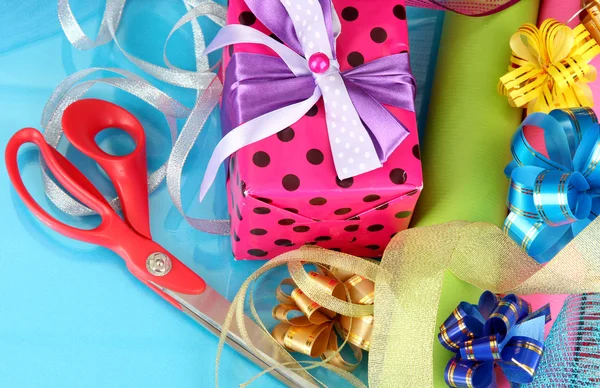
[439,292,551,388]
[499,19,600,115]
[504,107,600,263]
[271,268,374,372]
[52,0,232,234]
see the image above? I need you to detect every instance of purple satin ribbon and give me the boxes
[198,0,418,203]
[222,0,415,164]
[222,51,416,162]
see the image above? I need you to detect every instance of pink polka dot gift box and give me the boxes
[211,0,422,259]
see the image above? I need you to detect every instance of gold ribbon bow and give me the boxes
[271,268,374,372]
[499,19,600,115]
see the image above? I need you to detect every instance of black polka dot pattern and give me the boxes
[235,205,243,221]
[363,194,381,202]
[341,6,359,21]
[227,4,417,261]
[239,11,256,25]
[393,5,406,20]
[390,168,407,185]
[282,174,300,191]
[252,151,270,167]
[344,225,359,232]
[407,189,419,196]
[275,239,294,247]
[309,197,327,206]
[412,145,421,160]
[347,52,365,67]
[228,45,234,57]
[248,249,268,257]
[370,27,387,43]
[336,177,354,188]
[253,207,271,215]
[305,104,319,117]
[306,149,324,165]
[240,181,246,197]
[250,228,267,236]
[334,208,352,215]
[376,203,389,210]
[367,224,384,232]
[277,127,295,142]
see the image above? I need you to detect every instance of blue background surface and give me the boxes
[0,1,443,387]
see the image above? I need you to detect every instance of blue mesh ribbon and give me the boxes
[504,108,600,263]
[438,292,551,388]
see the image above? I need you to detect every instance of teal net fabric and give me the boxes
[527,294,600,387]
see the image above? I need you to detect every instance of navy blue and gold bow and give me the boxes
[438,292,551,388]
[504,108,600,263]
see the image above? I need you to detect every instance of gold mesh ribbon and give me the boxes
[216,217,600,387]
[499,19,600,115]
[375,218,600,387]
[271,270,374,371]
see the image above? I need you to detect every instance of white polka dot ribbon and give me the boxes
[281,0,381,178]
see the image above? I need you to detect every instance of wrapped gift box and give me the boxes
[221,0,422,259]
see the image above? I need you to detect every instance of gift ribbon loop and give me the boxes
[439,292,551,388]
[271,267,374,372]
[504,108,600,263]
[197,0,416,202]
[499,19,600,115]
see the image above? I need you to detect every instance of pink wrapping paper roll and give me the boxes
[538,0,580,27]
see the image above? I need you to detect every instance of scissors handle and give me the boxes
[6,127,117,246]
[5,108,206,299]
[61,99,151,239]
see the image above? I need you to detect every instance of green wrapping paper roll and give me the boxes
[411,0,540,229]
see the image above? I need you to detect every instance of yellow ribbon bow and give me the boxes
[499,19,600,115]
[271,268,374,372]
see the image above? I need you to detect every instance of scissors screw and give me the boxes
[146,252,172,276]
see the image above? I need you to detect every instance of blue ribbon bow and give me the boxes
[504,108,600,263]
[438,292,551,388]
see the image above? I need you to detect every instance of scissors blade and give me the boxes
[151,283,317,388]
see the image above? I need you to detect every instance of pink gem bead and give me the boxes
[308,52,330,73]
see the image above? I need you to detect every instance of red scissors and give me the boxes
[5,99,310,387]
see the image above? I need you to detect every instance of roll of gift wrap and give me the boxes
[538,0,580,26]
[411,0,540,228]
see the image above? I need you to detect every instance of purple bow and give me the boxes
[198,0,416,202]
